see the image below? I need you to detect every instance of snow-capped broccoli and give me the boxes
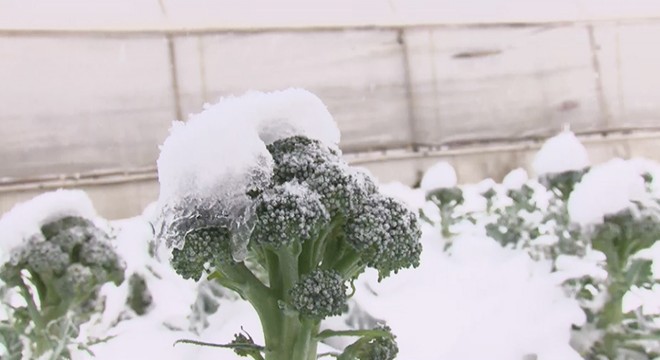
[1,217,124,306]
[0,215,125,358]
[163,134,421,360]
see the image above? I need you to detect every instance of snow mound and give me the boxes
[0,189,98,262]
[533,131,589,176]
[420,161,458,191]
[568,159,647,226]
[502,168,529,189]
[155,89,339,252]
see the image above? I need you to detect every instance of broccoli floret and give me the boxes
[251,183,330,249]
[353,327,399,360]
[345,195,422,279]
[267,136,340,184]
[290,269,348,319]
[56,263,95,299]
[305,162,377,216]
[26,241,70,278]
[337,325,399,360]
[171,227,234,281]
[40,216,94,239]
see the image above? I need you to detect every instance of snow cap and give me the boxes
[420,161,458,192]
[568,159,647,226]
[533,130,589,176]
[155,89,340,254]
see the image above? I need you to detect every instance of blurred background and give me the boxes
[2,0,660,219]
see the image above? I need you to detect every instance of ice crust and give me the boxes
[155,89,340,255]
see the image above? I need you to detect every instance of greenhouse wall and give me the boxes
[2,1,660,218]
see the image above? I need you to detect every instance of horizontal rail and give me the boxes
[3,129,660,193]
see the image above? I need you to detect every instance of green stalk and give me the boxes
[333,251,362,280]
[305,219,342,274]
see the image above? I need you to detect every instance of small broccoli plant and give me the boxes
[424,187,464,238]
[576,207,660,359]
[0,216,125,358]
[156,90,421,360]
[485,184,541,248]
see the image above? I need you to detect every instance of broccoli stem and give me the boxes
[16,278,56,357]
[211,259,320,360]
[332,251,363,280]
[301,218,342,275]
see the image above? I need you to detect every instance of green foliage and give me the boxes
[126,273,152,316]
[0,216,126,359]
[582,207,660,359]
[319,325,399,360]
[424,187,464,238]
[539,168,588,202]
[165,135,422,360]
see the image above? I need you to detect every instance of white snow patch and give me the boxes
[568,159,647,226]
[475,178,497,194]
[554,254,608,283]
[0,189,98,262]
[502,168,529,190]
[420,161,457,191]
[532,131,589,176]
[533,131,589,176]
[244,88,340,147]
[379,181,426,211]
[354,234,584,360]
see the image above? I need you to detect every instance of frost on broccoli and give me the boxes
[159,129,421,359]
[171,226,234,281]
[251,183,330,249]
[290,269,348,319]
[344,195,422,279]
[0,215,125,358]
[156,90,422,360]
